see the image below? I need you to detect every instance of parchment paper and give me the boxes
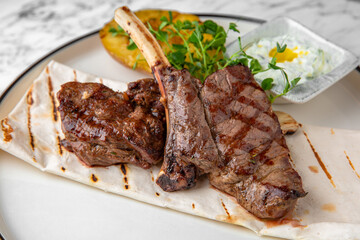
[1,61,359,240]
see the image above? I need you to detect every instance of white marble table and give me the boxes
[0,0,359,95]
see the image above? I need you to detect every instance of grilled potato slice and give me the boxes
[99,10,200,74]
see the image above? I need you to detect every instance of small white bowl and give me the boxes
[226,17,359,104]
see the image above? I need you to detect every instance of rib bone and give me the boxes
[115,6,169,99]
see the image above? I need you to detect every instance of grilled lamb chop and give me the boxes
[115,6,221,191]
[154,68,221,191]
[115,6,305,219]
[57,78,165,169]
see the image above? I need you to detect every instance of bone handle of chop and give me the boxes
[114,6,170,97]
[115,6,170,129]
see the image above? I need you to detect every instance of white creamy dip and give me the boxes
[245,35,335,86]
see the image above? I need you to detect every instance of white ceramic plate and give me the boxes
[0,14,359,240]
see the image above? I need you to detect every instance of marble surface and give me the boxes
[0,0,359,95]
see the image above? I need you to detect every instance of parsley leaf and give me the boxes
[261,78,274,91]
[291,77,301,87]
[276,42,287,53]
[127,39,138,50]
[229,22,240,33]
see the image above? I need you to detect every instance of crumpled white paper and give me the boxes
[1,61,359,240]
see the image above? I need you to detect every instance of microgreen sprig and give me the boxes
[109,13,301,103]
[220,25,301,103]
[109,26,138,50]
[147,12,227,81]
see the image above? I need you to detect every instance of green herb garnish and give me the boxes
[223,34,302,103]
[109,26,139,50]
[110,12,301,103]
[147,14,227,81]
[109,26,127,37]
[132,54,146,70]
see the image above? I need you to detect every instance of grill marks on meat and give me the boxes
[57,79,165,169]
[114,6,305,219]
[202,65,306,219]
[156,155,198,192]
[156,67,220,191]
[155,64,306,218]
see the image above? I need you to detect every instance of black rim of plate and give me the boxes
[0,13,263,104]
[0,13,358,105]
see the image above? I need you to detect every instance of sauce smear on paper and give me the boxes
[220,199,231,219]
[265,218,306,228]
[303,131,336,188]
[1,118,13,142]
[344,151,360,179]
[308,165,319,173]
[321,203,336,212]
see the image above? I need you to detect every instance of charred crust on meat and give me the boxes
[168,74,176,83]
[56,79,165,168]
[156,159,197,192]
[290,189,308,198]
[121,6,131,13]
[60,139,73,152]
[156,174,194,192]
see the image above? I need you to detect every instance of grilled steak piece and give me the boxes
[115,6,305,219]
[155,68,220,191]
[201,65,306,218]
[57,78,165,168]
[126,78,165,121]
